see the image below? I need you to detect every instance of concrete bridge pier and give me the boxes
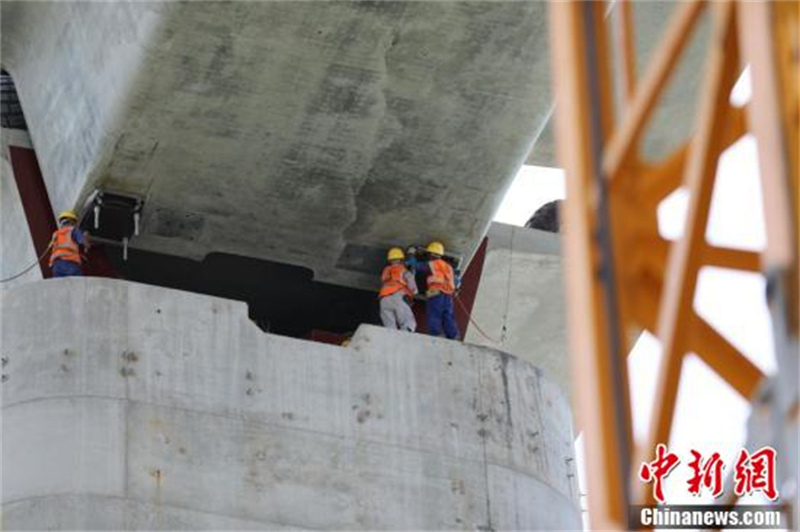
[1,278,581,530]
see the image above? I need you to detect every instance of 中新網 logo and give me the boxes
[638,444,779,503]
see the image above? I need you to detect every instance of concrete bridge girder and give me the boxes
[2,1,552,290]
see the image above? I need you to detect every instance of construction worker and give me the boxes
[414,241,461,340]
[378,247,418,331]
[49,210,90,278]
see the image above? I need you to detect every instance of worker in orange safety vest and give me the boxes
[49,210,90,278]
[411,241,460,340]
[378,247,418,331]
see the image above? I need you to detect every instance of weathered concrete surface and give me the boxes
[1,278,581,530]
[2,495,293,531]
[465,224,569,396]
[526,1,710,167]
[1,1,165,210]
[2,1,551,291]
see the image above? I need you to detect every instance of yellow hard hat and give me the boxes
[427,241,445,256]
[58,210,78,222]
[387,247,405,261]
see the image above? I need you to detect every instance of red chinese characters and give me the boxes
[639,443,681,503]
[638,445,780,502]
[687,450,725,498]
[734,446,779,501]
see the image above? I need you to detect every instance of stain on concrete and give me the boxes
[120,350,139,378]
[450,479,466,495]
[146,208,204,240]
[315,64,380,117]
[498,353,513,428]
[336,243,387,275]
[355,392,380,423]
[149,468,163,485]
[356,409,371,424]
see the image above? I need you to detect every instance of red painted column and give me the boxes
[7,145,122,279]
[8,146,56,278]
[453,237,488,335]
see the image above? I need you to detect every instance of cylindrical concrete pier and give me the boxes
[2,279,581,530]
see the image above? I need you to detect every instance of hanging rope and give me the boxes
[454,294,502,344]
[0,243,51,283]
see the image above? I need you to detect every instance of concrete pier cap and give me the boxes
[1,278,581,530]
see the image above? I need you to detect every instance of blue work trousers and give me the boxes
[51,260,83,278]
[426,293,460,340]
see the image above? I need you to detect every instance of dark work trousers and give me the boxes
[426,293,460,339]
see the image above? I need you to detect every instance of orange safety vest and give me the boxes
[49,227,82,266]
[379,263,412,298]
[427,258,455,296]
